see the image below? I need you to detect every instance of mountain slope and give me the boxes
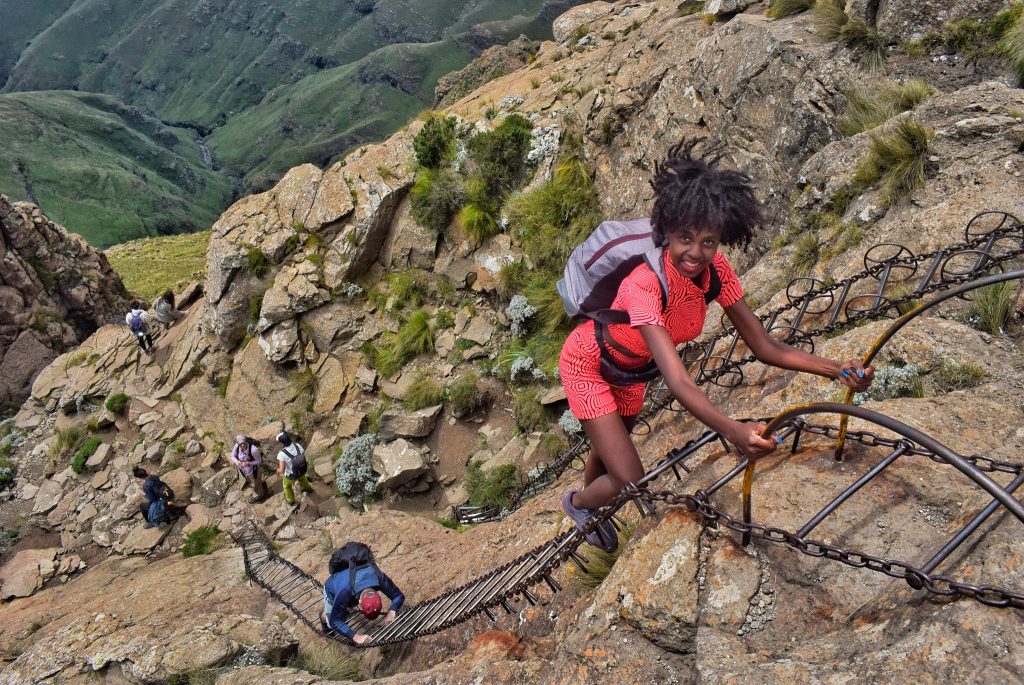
[0,91,236,247]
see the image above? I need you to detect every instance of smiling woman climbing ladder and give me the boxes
[556,139,876,552]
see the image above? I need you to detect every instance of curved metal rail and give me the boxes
[832,269,1024,459]
[455,210,1024,524]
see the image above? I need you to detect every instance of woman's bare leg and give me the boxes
[573,413,644,510]
[583,414,639,486]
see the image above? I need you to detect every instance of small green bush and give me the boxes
[435,308,455,329]
[852,118,933,205]
[466,114,534,201]
[105,393,129,415]
[0,456,16,486]
[183,524,222,557]
[247,248,270,278]
[838,79,935,136]
[413,112,457,169]
[71,437,102,474]
[388,270,429,310]
[465,460,520,509]
[932,359,988,393]
[405,373,445,410]
[513,387,550,432]
[767,0,814,19]
[969,280,1016,334]
[449,371,488,417]
[410,167,466,233]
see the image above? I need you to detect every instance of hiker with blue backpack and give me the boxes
[133,466,176,528]
[321,542,404,645]
[275,431,314,508]
[125,303,156,355]
[556,140,875,553]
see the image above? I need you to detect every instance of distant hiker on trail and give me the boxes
[133,466,176,528]
[321,542,404,645]
[276,431,313,508]
[556,139,875,553]
[125,304,156,355]
[230,435,268,501]
[152,290,184,329]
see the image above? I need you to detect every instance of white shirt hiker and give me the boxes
[277,443,306,478]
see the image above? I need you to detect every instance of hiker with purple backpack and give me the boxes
[556,140,875,552]
[125,303,156,355]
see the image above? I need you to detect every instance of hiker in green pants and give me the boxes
[276,431,313,507]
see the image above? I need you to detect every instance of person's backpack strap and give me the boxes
[699,262,722,305]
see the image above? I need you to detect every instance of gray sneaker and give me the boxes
[562,489,617,553]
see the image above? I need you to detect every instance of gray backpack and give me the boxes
[556,218,720,385]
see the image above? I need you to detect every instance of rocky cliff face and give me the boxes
[0,195,132,412]
[2,0,1024,683]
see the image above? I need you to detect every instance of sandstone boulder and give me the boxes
[0,548,58,599]
[200,467,239,506]
[378,405,443,441]
[372,439,431,490]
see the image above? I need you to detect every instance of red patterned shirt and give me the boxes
[604,250,744,368]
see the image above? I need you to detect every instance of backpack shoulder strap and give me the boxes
[642,247,669,312]
[701,262,722,305]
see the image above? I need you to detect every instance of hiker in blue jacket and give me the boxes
[133,466,175,528]
[321,544,404,645]
[125,303,156,355]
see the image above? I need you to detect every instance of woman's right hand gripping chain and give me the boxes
[727,421,777,460]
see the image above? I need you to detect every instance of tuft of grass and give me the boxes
[677,1,706,17]
[814,0,884,66]
[790,233,820,275]
[291,366,319,411]
[1004,9,1024,83]
[513,387,550,432]
[932,359,988,393]
[404,373,445,410]
[85,416,102,433]
[436,517,470,531]
[217,374,230,398]
[539,432,568,460]
[852,118,933,205]
[465,461,519,509]
[838,79,935,136]
[458,198,500,244]
[449,371,488,418]
[182,524,222,557]
[969,280,1016,334]
[434,308,455,330]
[51,424,87,462]
[374,310,435,377]
[290,642,360,681]
[168,668,217,685]
[105,392,129,415]
[246,248,270,278]
[568,519,637,589]
[71,438,102,474]
[767,0,814,19]
[910,4,1024,75]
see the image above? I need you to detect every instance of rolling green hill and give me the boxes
[0,0,577,246]
[0,91,235,248]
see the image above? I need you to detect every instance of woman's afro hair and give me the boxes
[649,139,764,249]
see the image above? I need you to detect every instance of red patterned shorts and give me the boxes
[559,320,647,420]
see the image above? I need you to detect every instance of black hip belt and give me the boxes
[594,323,660,387]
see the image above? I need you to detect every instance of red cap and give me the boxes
[359,592,383,619]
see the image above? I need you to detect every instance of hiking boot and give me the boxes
[561,489,617,553]
[142,521,154,529]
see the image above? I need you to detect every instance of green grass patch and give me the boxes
[790,233,820,275]
[182,524,222,557]
[838,79,935,136]
[105,393,130,415]
[404,373,445,410]
[409,167,466,234]
[908,3,1024,75]
[449,371,488,418]
[465,461,519,509]
[814,0,884,66]
[513,387,550,432]
[105,231,210,299]
[71,437,102,474]
[767,0,814,19]
[291,366,319,411]
[373,309,435,377]
[289,642,360,681]
[968,280,1016,334]
[246,248,270,278]
[932,359,988,393]
[852,118,933,205]
[568,519,637,589]
[50,424,86,462]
